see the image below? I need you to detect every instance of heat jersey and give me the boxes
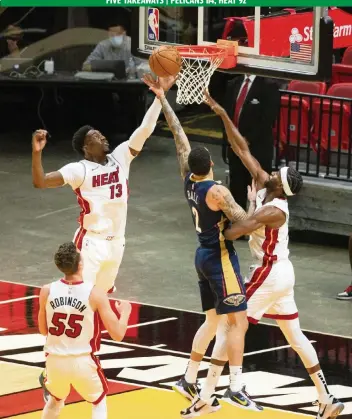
[184,173,232,248]
[44,280,100,356]
[249,188,290,263]
[59,142,132,238]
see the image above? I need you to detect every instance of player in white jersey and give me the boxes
[203,91,344,419]
[38,242,131,419]
[32,76,174,294]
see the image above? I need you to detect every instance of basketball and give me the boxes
[149,46,182,78]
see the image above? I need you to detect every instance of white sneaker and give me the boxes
[314,395,344,419]
[180,397,221,418]
[222,386,263,412]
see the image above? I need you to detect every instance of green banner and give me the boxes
[2,0,352,5]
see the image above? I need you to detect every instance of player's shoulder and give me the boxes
[207,183,230,202]
[40,283,51,298]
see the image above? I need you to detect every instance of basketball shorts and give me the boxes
[45,354,108,404]
[195,243,247,315]
[245,259,298,324]
[74,228,125,293]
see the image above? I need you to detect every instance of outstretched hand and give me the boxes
[247,179,257,202]
[203,90,225,115]
[142,73,177,98]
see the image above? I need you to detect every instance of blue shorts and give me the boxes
[195,242,247,315]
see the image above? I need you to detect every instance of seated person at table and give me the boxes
[0,25,27,58]
[82,23,140,72]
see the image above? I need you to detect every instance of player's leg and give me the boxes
[174,272,220,400]
[72,355,109,419]
[336,234,352,300]
[95,239,125,294]
[79,235,103,286]
[42,355,70,419]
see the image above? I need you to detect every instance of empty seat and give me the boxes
[277,81,327,147]
[312,83,352,153]
[331,47,352,84]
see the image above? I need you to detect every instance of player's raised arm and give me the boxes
[32,130,65,189]
[143,74,191,179]
[90,288,131,342]
[38,285,50,336]
[204,91,269,189]
[207,184,256,223]
[224,205,286,240]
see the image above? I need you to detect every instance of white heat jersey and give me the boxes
[44,280,100,356]
[248,188,290,263]
[59,142,132,238]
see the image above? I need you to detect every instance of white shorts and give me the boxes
[45,354,108,404]
[74,228,125,293]
[245,259,298,324]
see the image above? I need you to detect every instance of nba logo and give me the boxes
[148,8,159,41]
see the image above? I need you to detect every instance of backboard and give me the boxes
[131,7,334,81]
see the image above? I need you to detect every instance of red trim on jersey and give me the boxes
[89,311,101,353]
[107,285,115,294]
[91,354,109,404]
[60,279,84,285]
[247,316,259,324]
[263,312,299,320]
[73,188,91,250]
[246,227,279,300]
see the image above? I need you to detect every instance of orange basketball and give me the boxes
[149,46,182,78]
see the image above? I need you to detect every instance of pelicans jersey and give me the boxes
[44,279,108,403]
[184,173,247,315]
[58,141,133,292]
[44,279,100,356]
[246,188,298,325]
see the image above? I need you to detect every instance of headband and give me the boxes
[280,166,294,196]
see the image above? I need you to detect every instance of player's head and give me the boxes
[54,242,82,276]
[72,125,109,159]
[265,167,303,197]
[188,146,213,177]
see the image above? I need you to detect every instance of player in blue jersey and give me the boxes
[143,74,262,417]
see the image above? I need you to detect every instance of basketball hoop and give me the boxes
[175,43,236,105]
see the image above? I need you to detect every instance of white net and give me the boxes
[176,48,224,105]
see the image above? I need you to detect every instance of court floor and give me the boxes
[1,280,351,419]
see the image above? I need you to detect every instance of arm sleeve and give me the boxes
[58,163,85,190]
[128,97,162,151]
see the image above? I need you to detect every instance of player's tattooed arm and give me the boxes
[38,285,50,336]
[159,95,191,179]
[224,205,286,240]
[203,91,269,189]
[208,184,248,223]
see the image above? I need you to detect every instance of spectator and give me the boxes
[223,74,280,211]
[337,236,352,300]
[82,23,139,71]
[1,25,27,57]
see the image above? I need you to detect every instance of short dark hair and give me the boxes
[287,167,303,195]
[54,242,80,275]
[72,125,93,156]
[188,147,211,176]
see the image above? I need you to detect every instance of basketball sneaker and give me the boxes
[313,395,344,418]
[181,397,221,418]
[222,386,263,411]
[39,370,50,403]
[173,377,200,401]
[336,285,352,300]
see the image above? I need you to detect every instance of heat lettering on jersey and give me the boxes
[92,168,120,187]
[49,297,87,313]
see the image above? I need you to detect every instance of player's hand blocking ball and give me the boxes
[32,129,48,152]
[149,46,182,78]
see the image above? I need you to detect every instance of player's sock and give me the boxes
[200,363,224,403]
[92,396,107,419]
[42,396,64,419]
[229,366,243,392]
[310,370,331,402]
[184,359,201,384]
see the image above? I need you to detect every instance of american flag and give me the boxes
[290,42,312,62]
